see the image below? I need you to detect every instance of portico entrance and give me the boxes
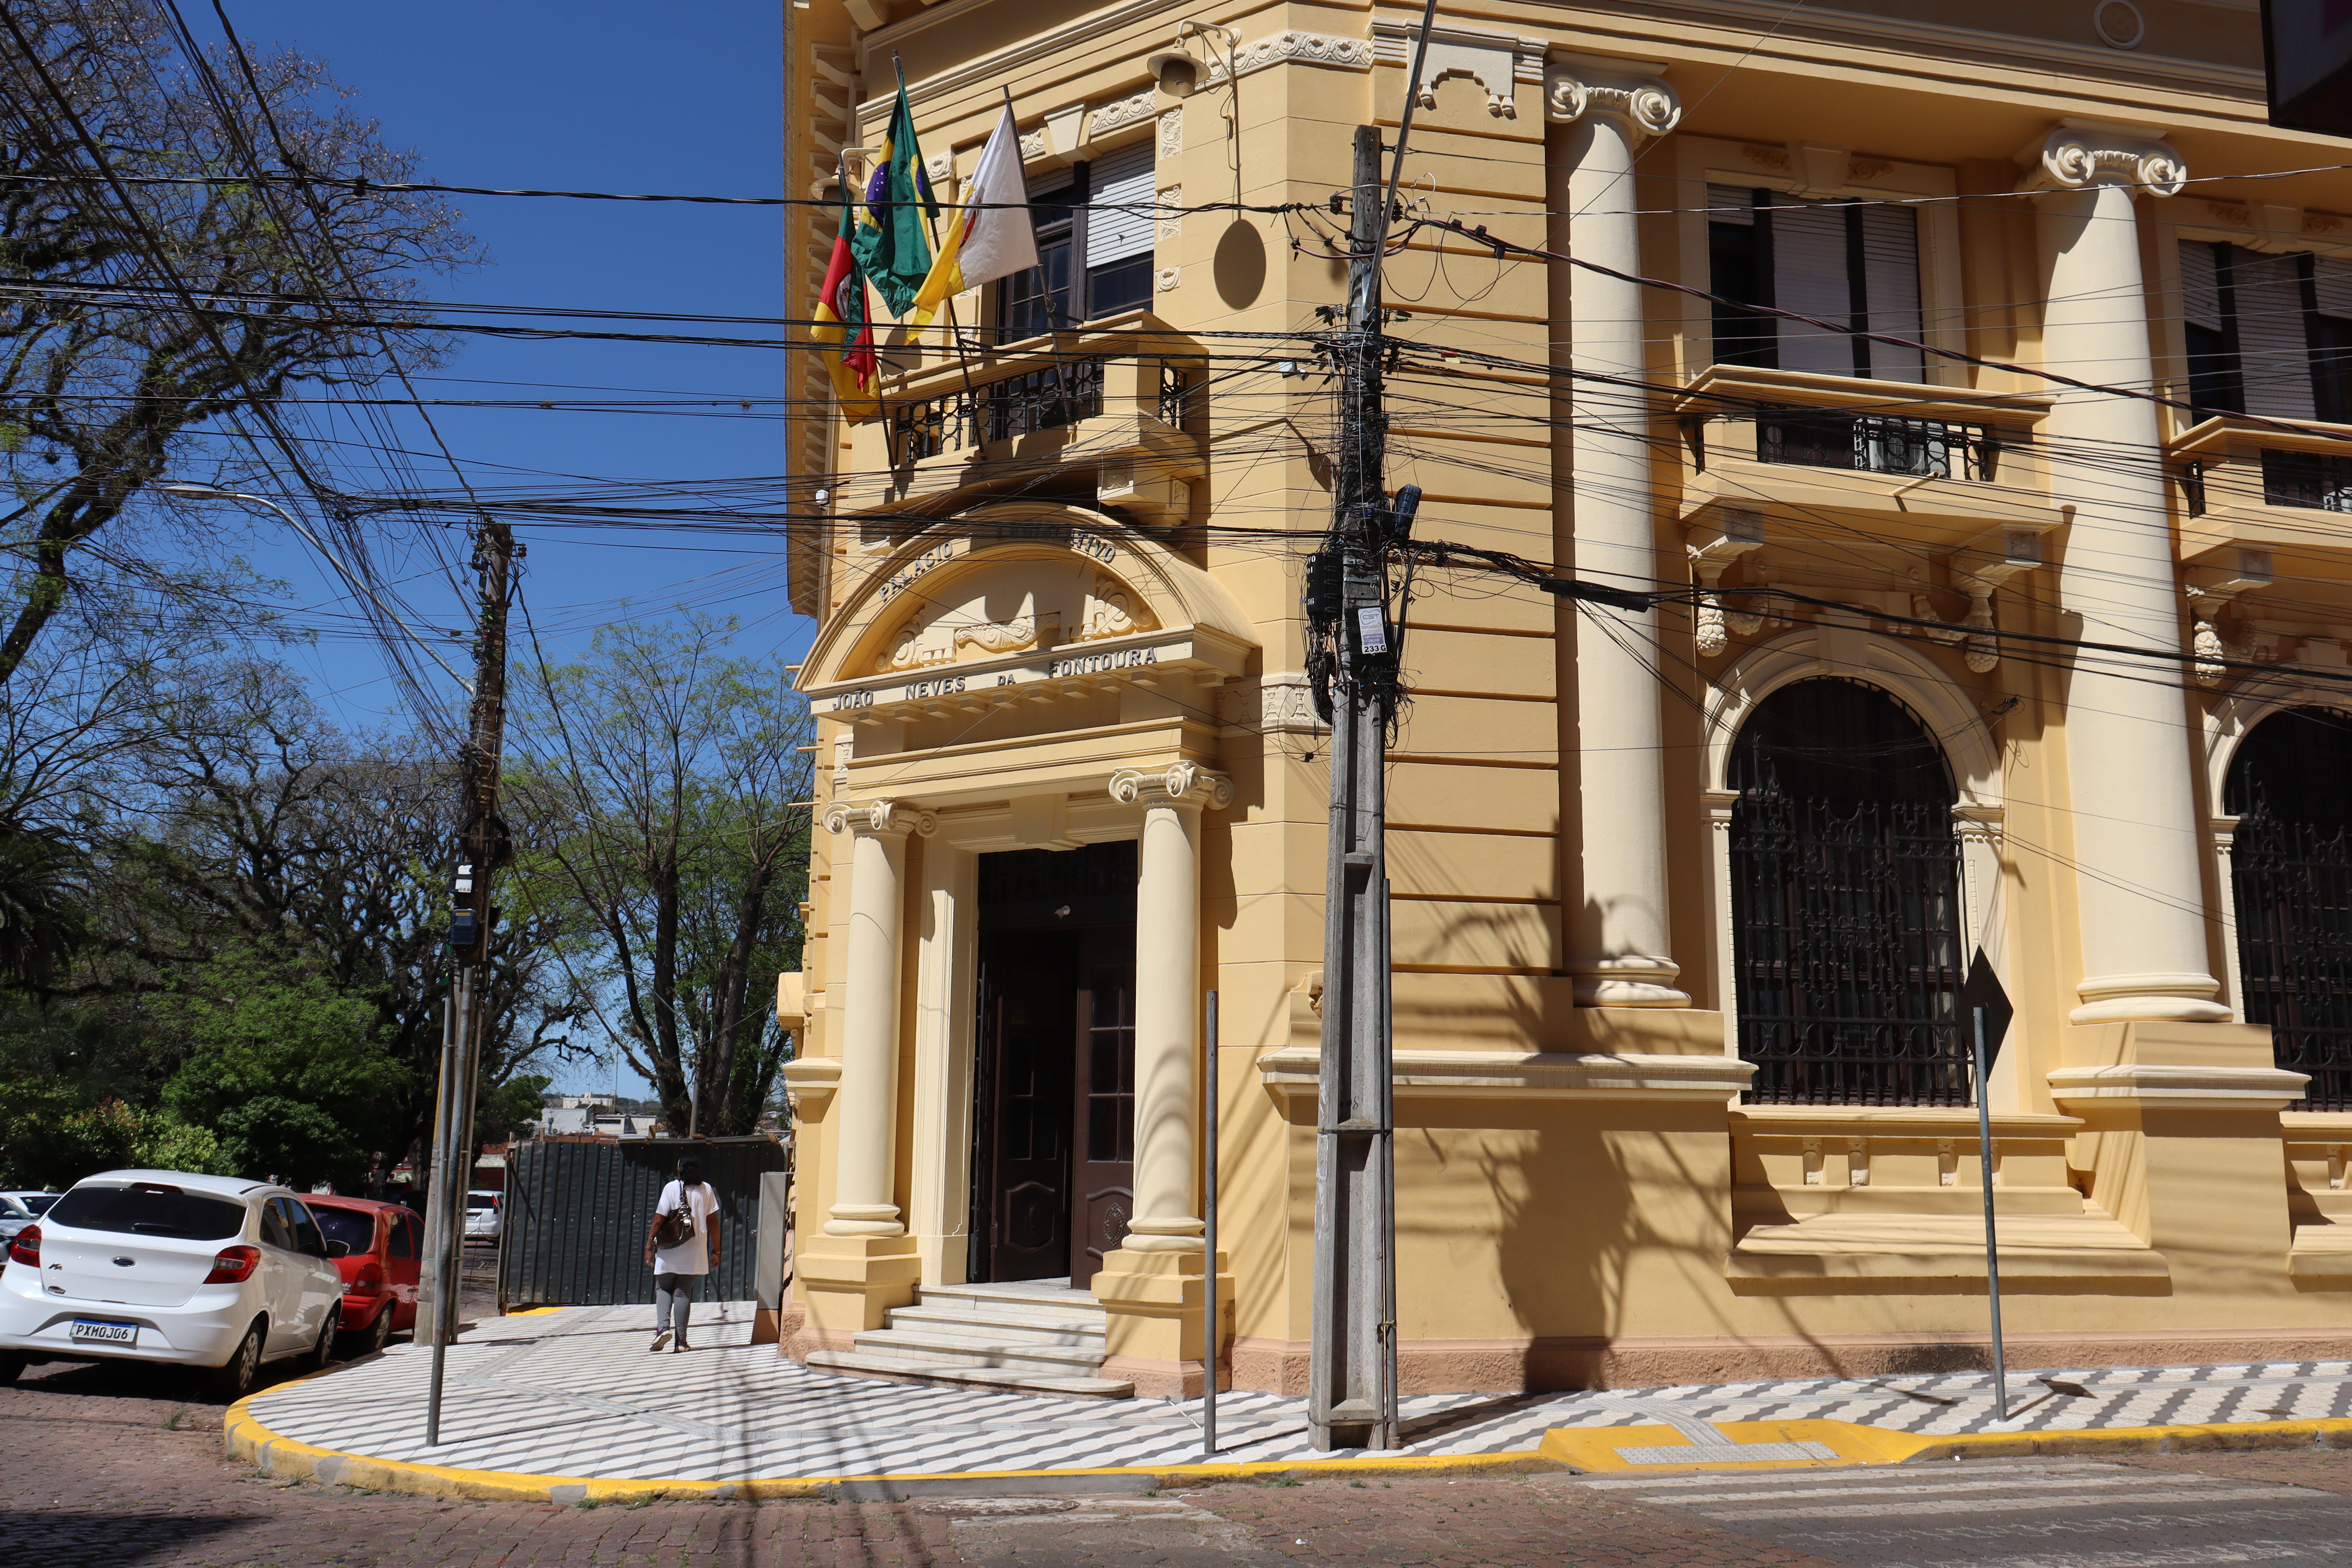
[968,841,1138,1288]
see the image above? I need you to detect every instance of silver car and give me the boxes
[0,1169,346,1399]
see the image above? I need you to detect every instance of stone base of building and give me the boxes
[1230,1325,2352,1395]
[1096,1354,1231,1399]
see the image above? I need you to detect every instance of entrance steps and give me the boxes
[805,1279,1134,1399]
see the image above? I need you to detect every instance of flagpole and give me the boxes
[999,83,1082,435]
[893,53,986,454]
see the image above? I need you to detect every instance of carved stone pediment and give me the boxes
[862,561,1159,679]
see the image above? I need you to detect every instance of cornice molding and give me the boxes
[1258,1045,1756,1101]
[1108,760,1233,811]
[821,799,939,838]
[2020,120,2187,196]
[1205,30,1372,84]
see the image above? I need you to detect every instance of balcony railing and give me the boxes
[2259,448,2352,513]
[889,357,1106,464]
[1755,407,2000,483]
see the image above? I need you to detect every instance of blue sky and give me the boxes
[167,2,803,1096]
[173,0,805,719]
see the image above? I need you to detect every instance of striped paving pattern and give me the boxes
[245,1303,2352,1485]
[1572,1462,2352,1566]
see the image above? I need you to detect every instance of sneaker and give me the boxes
[650,1329,671,1353]
[674,1338,690,1353]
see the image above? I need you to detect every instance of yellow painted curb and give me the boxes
[220,1395,1554,1504]
[1540,1415,2352,1475]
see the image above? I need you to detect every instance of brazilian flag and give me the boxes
[852,86,940,325]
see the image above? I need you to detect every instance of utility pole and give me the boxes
[1307,123,1401,1454]
[419,519,517,1446]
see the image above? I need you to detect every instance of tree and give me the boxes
[510,616,812,1136]
[88,658,592,1172]
[0,0,477,682]
[158,945,407,1189]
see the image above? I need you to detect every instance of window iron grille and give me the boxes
[2181,458,2208,519]
[2259,448,2352,512]
[1755,407,2000,482]
[1158,363,1194,428]
[1732,789,1970,1106]
[2231,804,2352,1111]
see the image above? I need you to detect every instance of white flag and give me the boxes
[913,104,1038,314]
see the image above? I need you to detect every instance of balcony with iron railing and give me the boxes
[1672,366,2055,553]
[838,309,1207,529]
[2170,416,2352,592]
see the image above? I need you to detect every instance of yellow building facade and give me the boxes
[777,0,2352,1397]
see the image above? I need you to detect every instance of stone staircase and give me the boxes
[805,1278,1133,1399]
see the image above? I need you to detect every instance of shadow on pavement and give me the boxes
[0,1510,250,1563]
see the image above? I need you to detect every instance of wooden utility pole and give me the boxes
[419,519,517,1446]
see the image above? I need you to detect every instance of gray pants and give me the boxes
[654,1272,698,1336]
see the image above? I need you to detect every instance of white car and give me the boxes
[463,1190,502,1242]
[0,1169,346,1399]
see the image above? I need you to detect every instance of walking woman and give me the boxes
[644,1152,720,1352]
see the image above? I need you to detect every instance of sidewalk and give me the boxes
[225,1303,2352,1501]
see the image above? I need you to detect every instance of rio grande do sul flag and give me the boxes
[911,103,1037,319]
[813,187,880,423]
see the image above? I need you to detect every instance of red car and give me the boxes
[303,1197,423,1356]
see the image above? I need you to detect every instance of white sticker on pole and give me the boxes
[1356,606,1388,654]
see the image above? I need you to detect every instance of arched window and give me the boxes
[1730,679,1968,1105]
[2225,706,2352,1110]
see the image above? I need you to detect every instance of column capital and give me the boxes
[1544,56,1679,142]
[821,799,936,839]
[2019,120,2185,197]
[1109,762,1233,811]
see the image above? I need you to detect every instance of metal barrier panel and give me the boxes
[498,1136,787,1308]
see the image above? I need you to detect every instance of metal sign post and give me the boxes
[1202,989,1219,1459]
[1974,1005,2010,1422]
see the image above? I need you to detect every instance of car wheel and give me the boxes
[209,1321,265,1401]
[301,1314,336,1374]
[357,1303,393,1357]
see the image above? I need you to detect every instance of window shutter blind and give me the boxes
[1856,203,1924,382]
[1707,184,1757,226]
[2232,250,2318,421]
[1084,143,1156,267]
[2179,240,2223,332]
[1769,197,1853,374]
[2316,255,2352,320]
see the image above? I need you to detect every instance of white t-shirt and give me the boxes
[652,1179,717,1276]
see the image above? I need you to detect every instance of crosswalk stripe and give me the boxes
[1690,1485,2301,1521]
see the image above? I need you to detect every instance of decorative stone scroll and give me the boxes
[2021,122,2186,196]
[1204,31,1373,85]
[821,799,937,838]
[1544,61,1680,142]
[1087,89,1156,140]
[1109,761,1233,811]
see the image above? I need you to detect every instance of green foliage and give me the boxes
[0,816,87,986]
[474,1072,553,1147]
[158,947,409,1190]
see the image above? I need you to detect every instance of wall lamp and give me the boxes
[1147,20,1240,99]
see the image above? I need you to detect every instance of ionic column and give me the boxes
[1107,762,1232,1252]
[820,799,936,1236]
[2022,123,2228,1024]
[1546,58,1688,1007]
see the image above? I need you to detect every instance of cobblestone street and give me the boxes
[17,1351,2352,1566]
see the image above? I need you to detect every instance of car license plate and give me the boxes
[69,1319,136,1346]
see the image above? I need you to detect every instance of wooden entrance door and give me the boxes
[972,933,1074,1282]
[1070,934,1136,1290]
